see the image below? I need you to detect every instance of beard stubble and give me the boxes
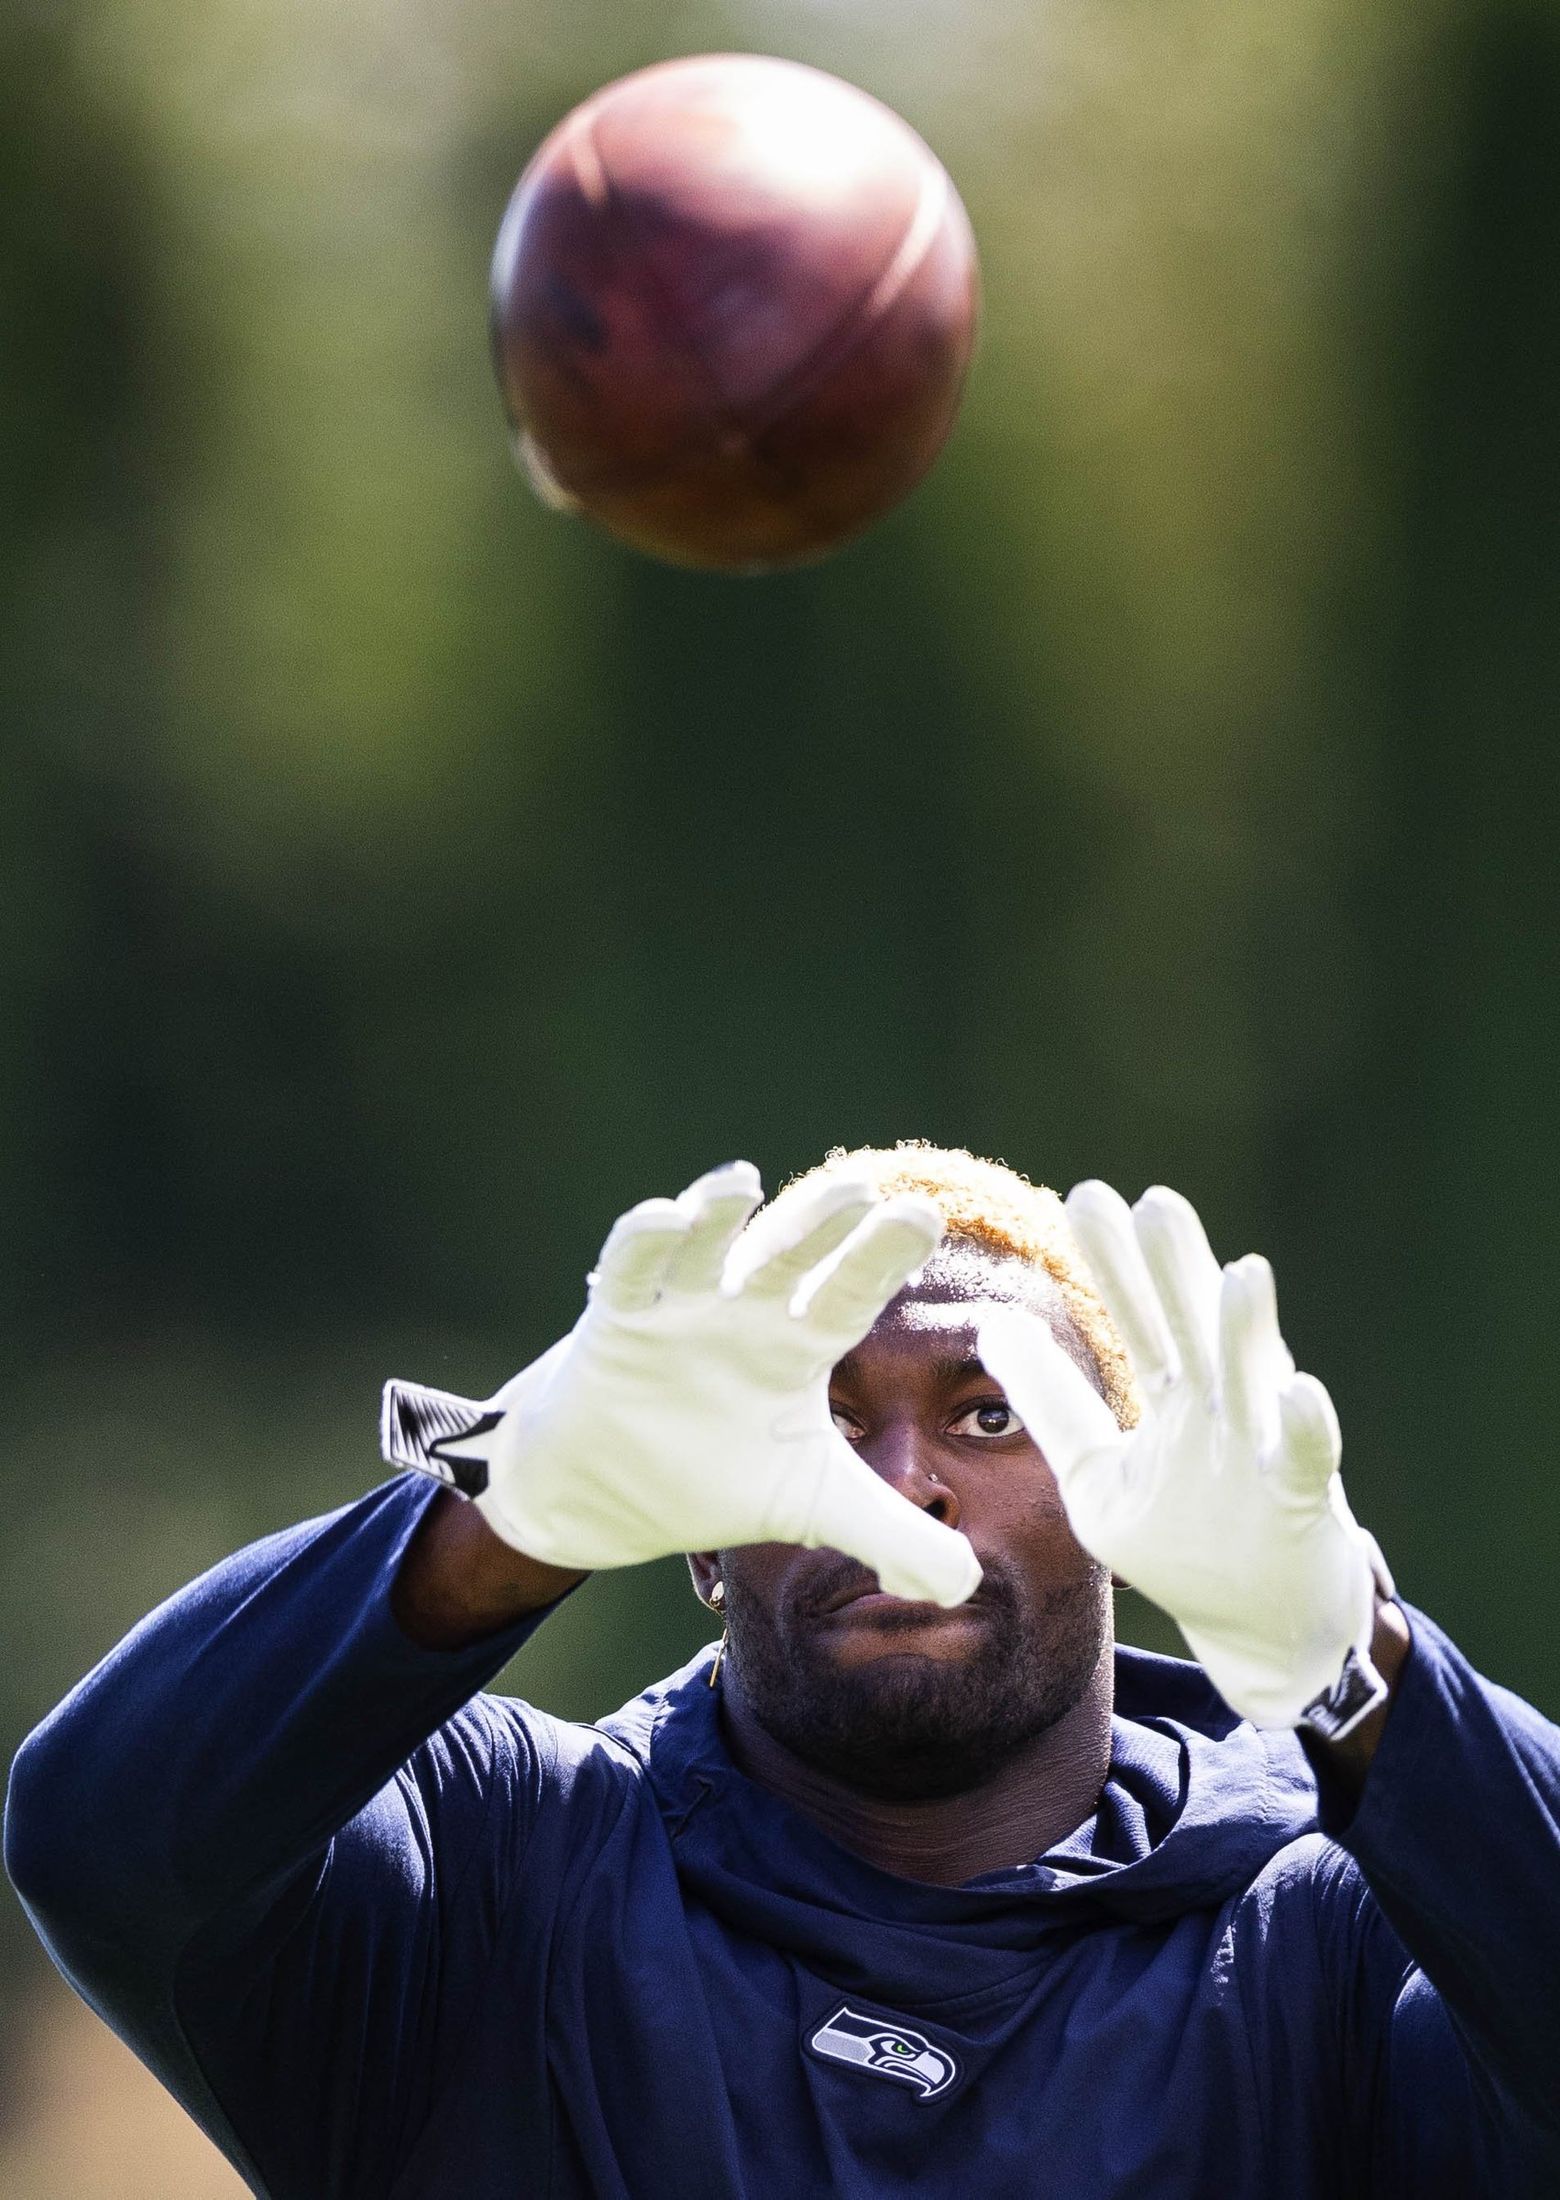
[722,1555,1111,1804]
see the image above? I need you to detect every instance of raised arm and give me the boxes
[4,1473,555,2195]
[1313,1606,1560,2184]
[6,1159,978,2195]
[978,1179,1560,2177]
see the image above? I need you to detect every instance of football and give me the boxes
[490,53,980,571]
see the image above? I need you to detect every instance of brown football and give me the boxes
[490,54,980,571]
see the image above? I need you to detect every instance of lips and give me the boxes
[813,1568,894,1618]
[825,1585,905,1618]
[813,1568,985,1619]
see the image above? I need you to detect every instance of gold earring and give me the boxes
[707,1580,727,1688]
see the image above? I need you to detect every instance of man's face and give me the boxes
[707,1246,1113,1803]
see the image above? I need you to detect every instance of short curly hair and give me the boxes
[775,1140,1139,1428]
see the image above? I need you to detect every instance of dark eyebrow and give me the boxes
[829,1349,995,1391]
[925,1352,992,1388]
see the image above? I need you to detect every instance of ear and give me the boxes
[686,1551,722,1605]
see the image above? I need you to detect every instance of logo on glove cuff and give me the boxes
[381,1381,500,1500]
[808,2007,957,2099]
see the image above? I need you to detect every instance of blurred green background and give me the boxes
[4,0,1560,2186]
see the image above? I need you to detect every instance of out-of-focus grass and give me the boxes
[0,1968,247,2200]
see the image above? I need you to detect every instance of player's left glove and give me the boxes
[977,1181,1392,1732]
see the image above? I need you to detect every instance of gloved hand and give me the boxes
[977,1180,1389,1729]
[382,1161,981,1606]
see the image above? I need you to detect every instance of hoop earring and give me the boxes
[707,1580,727,1688]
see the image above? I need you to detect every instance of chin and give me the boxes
[728,1566,1110,1805]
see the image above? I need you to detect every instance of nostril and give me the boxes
[865,1438,958,1527]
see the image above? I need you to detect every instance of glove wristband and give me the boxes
[1296,1537,1397,1744]
[380,1379,498,1501]
[1296,1639,1388,1743]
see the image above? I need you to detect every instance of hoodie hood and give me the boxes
[597,1640,1319,2007]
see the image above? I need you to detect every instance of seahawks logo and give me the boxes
[808,2006,957,2099]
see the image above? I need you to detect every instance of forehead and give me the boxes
[832,1243,1110,1404]
[848,1245,1064,1355]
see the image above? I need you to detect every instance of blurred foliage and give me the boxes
[4,0,1560,2095]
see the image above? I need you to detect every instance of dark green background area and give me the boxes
[3,0,1560,2043]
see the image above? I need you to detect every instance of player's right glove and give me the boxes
[381,1161,981,1607]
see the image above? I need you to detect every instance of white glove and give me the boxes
[977,1180,1389,1729]
[382,1161,981,1606]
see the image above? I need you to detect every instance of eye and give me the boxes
[949,1398,1025,1440]
[830,1405,865,1441]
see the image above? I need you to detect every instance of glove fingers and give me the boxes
[1132,1185,1221,1398]
[664,1161,765,1294]
[804,1439,982,1606]
[976,1305,1121,1483]
[591,1199,692,1314]
[796,1194,942,1349]
[1275,1370,1342,1495]
[723,1174,877,1300]
[1066,1180,1178,1391]
[1218,1254,1288,1455]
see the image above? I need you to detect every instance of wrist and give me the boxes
[391,1488,588,1650]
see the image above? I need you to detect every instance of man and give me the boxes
[6,1143,1558,2196]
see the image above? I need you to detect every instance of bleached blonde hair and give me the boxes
[775,1140,1139,1428]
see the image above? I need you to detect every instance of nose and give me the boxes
[858,1424,961,1531]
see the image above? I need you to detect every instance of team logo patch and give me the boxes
[808,2006,957,2099]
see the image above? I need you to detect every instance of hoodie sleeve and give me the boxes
[3,1475,561,2200]
[1309,1603,1560,2191]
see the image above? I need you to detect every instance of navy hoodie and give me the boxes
[6,1474,1559,2196]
